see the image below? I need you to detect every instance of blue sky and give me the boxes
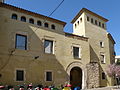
[5,0,120,55]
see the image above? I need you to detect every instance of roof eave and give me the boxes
[71,8,109,23]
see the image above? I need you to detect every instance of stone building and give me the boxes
[115,56,120,64]
[0,1,115,89]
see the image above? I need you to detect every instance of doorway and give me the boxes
[70,67,82,89]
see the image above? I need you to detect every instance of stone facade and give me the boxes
[86,63,100,88]
[0,2,115,89]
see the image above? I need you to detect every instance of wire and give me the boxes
[48,0,65,17]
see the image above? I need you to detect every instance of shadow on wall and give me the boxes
[87,45,108,88]
[0,19,69,87]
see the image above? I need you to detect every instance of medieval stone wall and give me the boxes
[86,63,100,88]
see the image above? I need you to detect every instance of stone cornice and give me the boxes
[0,2,66,27]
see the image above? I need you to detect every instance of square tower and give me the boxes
[71,8,115,87]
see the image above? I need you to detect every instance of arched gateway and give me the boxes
[70,67,82,89]
[66,62,87,89]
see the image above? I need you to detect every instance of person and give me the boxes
[43,86,50,90]
[62,83,71,90]
[74,86,80,90]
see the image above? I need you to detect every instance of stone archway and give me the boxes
[66,61,87,89]
[70,67,82,89]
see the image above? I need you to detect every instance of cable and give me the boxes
[48,0,65,17]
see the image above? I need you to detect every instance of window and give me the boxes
[44,40,53,54]
[37,21,42,26]
[102,72,106,80]
[46,71,52,81]
[75,24,77,28]
[15,34,27,50]
[91,18,93,23]
[99,22,101,27]
[100,41,104,48]
[16,70,24,81]
[51,24,55,30]
[73,47,80,58]
[29,18,34,24]
[87,16,89,21]
[95,20,97,25]
[100,54,105,64]
[77,21,79,25]
[21,16,26,22]
[44,23,49,28]
[11,14,17,20]
[80,18,82,22]
[102,23,105,28]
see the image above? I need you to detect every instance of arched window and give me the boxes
[11,14,17,20]
[21,16,26,22]
[75,24,77,28]
[44,23,49,28]
[51,24,55,29]
[29,18,34,24]
[37,20,42,26]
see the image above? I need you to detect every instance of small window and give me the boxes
[102,72,106,80]
[44,40,53,54]
[80,18,82,22]
[51,24,55,30]
[75,24,77,28]
[91,18,93,23]
[29,18,34,24]
[11,14,17,20]
[100,41,104,48]
[16,70,24,81]
[21,16,26,22]
[15,34,27,50]
[77,21,79,25]
[100,54,105,64]
[102,23,105,28]
[37,21,42,26]
[99,22,101,27]
[46,71,52,81]
[95,20,97,25]
[73,46,80,58]
[87,16,89,21]
[44,23,49,28]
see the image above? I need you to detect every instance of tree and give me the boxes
[106,64,120,86]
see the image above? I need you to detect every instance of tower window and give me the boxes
[77,21,79,25]
[75,24,77,28]
[37,20,42,26]
[91,18,93,24]
[100,54,105,64]
[21,16,26,22]
[15,34,27,50]
[16,70,24,81]
[95,20,97,25]
[51,24,55,30]
[44,23,49,28]
[29,18,34,24]
[102,72,106,80]
[100,41,104,48]
[11,14,17,20]
[80,18,82,22]
[87,16,89,21]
